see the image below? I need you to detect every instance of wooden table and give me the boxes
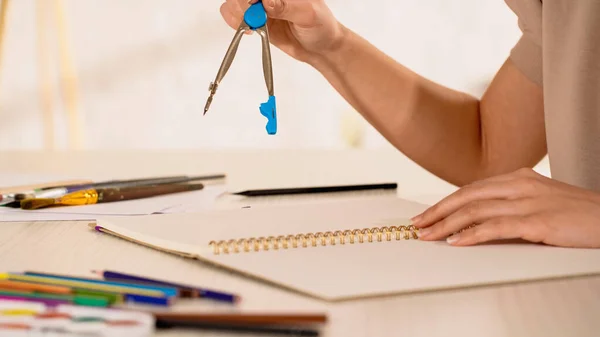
[0,150,598,337]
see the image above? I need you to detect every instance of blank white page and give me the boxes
[94,196,600,301]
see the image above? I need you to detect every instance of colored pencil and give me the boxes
[1,274,169,300]
[0,294,65,307]
[23,271,178,297]
[0,290,109,307]
[0,280,121,305]
[92,270,239,304]
[71,289,122,305]
[0,280,71,295]
[10,273,172,306]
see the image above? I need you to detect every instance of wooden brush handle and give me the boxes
[97,183,204,203]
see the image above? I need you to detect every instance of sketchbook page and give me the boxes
[94,195,425,255]
[94,196,600,302]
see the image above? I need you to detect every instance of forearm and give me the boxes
[307,26,487,186]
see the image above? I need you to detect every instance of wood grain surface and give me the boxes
[0,150,597,337]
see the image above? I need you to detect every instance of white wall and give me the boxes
[0,0,522,151]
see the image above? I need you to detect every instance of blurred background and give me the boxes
[0,0,524,151]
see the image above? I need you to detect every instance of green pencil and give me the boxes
[72,289,123,305]
[0,289,109,307]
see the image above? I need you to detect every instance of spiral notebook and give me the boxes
[90,196,600,301]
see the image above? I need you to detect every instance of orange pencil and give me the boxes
[0,280,72,295]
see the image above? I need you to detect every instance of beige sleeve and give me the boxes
[509,34,543,86]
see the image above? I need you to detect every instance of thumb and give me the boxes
[261,0,318,26]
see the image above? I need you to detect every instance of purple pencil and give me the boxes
[0,295,66,307]
[92,270,239,303]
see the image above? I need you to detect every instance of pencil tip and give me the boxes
[204,90,214,115]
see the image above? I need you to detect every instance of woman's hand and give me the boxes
[412,168,600,248]
[220,0,346,63]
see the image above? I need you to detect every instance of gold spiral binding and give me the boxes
[208,225,420,255]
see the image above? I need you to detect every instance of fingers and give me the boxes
[234,0,249,14]
[223,0,321,28]
[444,216,528,246]
[222,0,254,25]
[412,173,543,228]
[417,199,533,241]
[220,3,241,29]
[264,0,320,26]
[411,180,520,228]
[222,0,255,34]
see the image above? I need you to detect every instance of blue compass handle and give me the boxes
[244,1,268,30]
[260,96,277,135]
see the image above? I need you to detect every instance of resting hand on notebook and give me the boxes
[411,168,600,248]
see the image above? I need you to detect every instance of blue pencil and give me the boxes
[93,270,239,304]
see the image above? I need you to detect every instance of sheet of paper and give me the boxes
[0,212,98,222]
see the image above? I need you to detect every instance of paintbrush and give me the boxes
[20,183,205,210]
[3,174,225,208]
[14,174,223,200]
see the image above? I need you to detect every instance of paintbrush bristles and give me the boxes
[2,200,22,208]
[20,198,57,210]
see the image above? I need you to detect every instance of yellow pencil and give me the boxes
[0,273,165,298]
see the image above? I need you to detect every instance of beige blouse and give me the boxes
[505,0,600,192]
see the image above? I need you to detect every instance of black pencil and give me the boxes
[155,319,320,336]
[233,183,397,197]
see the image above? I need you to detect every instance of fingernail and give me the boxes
[267,0,276,8]
[417,227,431,239]
[446,234,461,245]
[411,214,423,226]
